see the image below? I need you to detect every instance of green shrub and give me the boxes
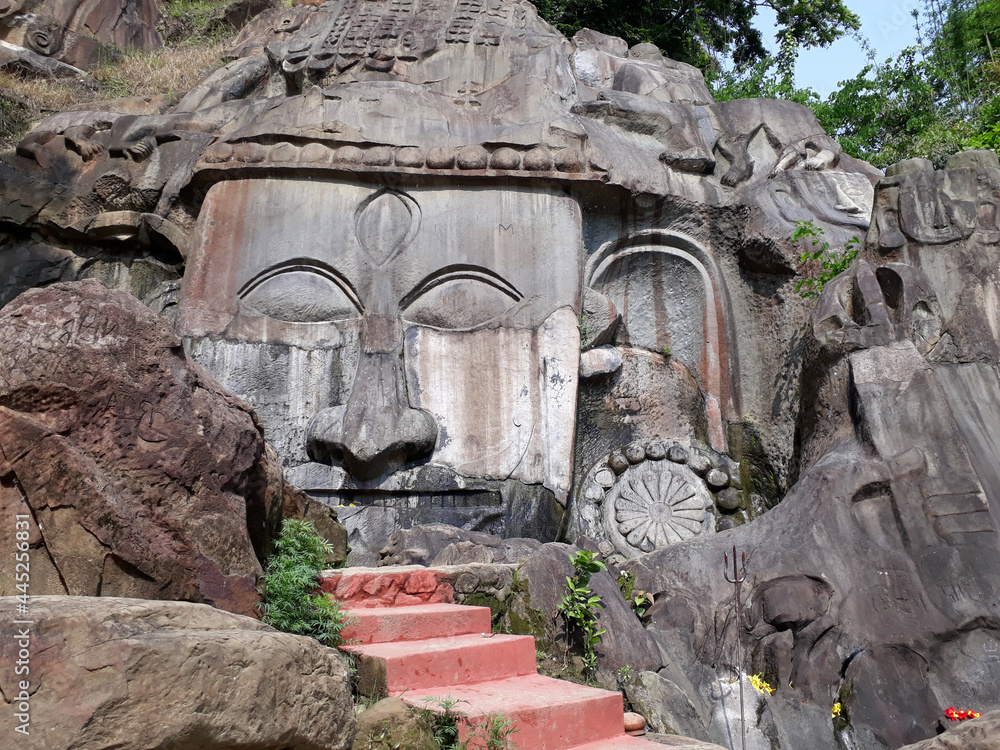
[558,550,607,677]
[258,519,352,647]
[792,219,859,299]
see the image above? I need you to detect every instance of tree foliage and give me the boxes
[534,0,859,71]
[808,1,1000,167]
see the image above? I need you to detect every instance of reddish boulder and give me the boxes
[0,280,277,616]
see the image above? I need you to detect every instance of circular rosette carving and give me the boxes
[25,17,64,57]
[603,461,712,555]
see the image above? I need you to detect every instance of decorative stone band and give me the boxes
[576,438,744,560]
[195,139,603,181]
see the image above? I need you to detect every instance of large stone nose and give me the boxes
[306,349,437,481]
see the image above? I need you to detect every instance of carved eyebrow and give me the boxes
[399,264,523,310]
[237,258,364,313]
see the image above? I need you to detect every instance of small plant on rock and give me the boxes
[418,695,467,749]
[792,219,860,299]
[464,712,520,750]
[558,550,607,678]
[258,519,353,647]
[617,571,653,621]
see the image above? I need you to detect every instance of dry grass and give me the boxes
[0,73,96,149]
[0,42,225,151]
[91,42,226,100]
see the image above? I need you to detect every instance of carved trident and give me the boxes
[724,545,748,750]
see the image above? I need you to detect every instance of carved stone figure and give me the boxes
[2,0,879,564]
[2,1,999,746]
[627,152,1000,749]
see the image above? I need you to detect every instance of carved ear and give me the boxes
[580,287,620,350]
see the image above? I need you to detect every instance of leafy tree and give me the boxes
[534,0,859,72]
[796,1,999,168]
[712,30,820,106]
[791,220,859,299]
[809,47,950,167]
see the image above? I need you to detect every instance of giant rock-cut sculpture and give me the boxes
[1,1,998,747]
[0,0,882,565]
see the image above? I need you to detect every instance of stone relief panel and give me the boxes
[177,176,582,561]
[583,232,739,454]
[264,0,564,100]
[865,151,1000,362]
[0,0,161,69]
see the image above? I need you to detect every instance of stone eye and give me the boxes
[238,260,363,323]
[401,265,521,330]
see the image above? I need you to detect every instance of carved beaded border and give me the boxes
[580,438,745,559]
[198,140,599,178]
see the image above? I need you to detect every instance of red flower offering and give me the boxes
[945,707,982,721]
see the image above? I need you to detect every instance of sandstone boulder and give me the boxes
[0,280,278,615]
[507,543,663,683]
[0,596,355,750]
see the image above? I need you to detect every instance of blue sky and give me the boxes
[756,0,922,97]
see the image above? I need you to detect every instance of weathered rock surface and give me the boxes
[0,596,355,750]
[0,0,161,69]
[379,523,542,566]
[0,39,84,76]
[352,697,437,750]
[0,280,277,615]
[623,157,1000,749]
[624,671,713,741]
[898,710,1000,750]
[499,543,663,683]
[645,735,729,749]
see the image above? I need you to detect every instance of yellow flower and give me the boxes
[832,702,842,718]
[749,673,775,695]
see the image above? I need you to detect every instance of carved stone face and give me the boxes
[178,177,582,560]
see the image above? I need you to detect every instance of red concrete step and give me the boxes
[400,673,625,750]
[344,633,538,696]
[342,603,492,644]
[320,565,455,607]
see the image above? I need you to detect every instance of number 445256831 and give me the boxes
[14,515,30,602]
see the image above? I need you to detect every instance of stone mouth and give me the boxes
[286,461,486,494]
[309,490,504,510]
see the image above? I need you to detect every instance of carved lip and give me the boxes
[287,461,487,494]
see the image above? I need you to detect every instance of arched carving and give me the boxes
[585,230,739,451]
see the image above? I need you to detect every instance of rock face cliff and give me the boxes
[0,0,883,566]
[1,1,999,748]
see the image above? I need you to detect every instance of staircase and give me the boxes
[323,566,662,750]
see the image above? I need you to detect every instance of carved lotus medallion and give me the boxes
[603,459,712,555]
